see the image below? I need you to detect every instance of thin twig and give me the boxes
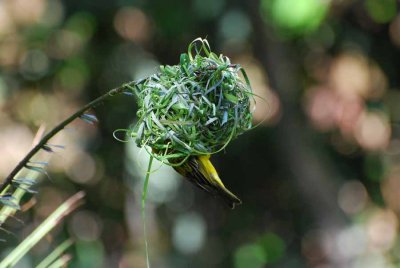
[0,82,134,194]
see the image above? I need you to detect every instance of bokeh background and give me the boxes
[0,0,399,267]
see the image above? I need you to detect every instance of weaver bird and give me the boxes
[173,155,242,209]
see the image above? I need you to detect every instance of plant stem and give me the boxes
[36,238,74,268]
[0,82,134,194]
[0,191,85,268]
[142,155,154,268]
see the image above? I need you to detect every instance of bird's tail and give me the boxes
[196,155,242,209]
[217,186,242,209]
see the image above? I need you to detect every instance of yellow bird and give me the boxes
[173,155,242,209]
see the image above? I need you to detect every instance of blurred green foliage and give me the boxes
[260,0,329,36]
[365,0,397,24]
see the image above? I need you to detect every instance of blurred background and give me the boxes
[0,0,399,267]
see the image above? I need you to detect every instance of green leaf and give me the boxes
[172,102,188,110]
[180,53,190,75]
[223,92,238,104]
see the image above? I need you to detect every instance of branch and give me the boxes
[0,82,135,194]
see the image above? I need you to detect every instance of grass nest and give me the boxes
[127,38,254,165]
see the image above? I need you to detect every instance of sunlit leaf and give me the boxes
[36,239,74,268]
[0,192,85,268]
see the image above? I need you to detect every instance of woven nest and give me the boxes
[128,38,254,164]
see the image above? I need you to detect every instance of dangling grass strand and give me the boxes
[141,155,154,268]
